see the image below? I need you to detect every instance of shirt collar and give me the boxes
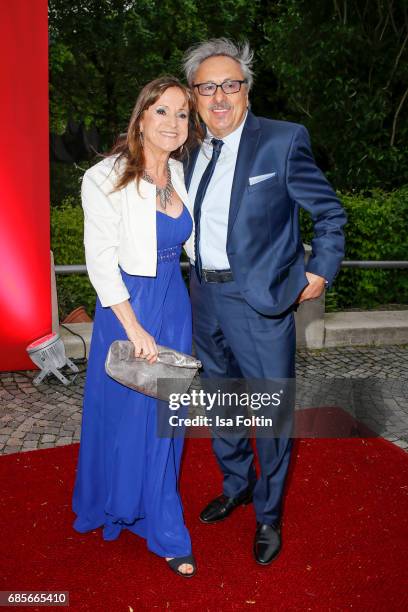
[204,110,248,154]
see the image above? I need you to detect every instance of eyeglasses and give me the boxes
[193,79,248,96]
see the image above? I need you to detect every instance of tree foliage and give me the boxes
[258,0,408,190]
[49,0,259,141]
[49,0,408,192]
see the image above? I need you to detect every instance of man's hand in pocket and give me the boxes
[297,272,326,303]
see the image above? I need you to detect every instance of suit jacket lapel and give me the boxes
[184,146,200,192]
[227,112,261,239]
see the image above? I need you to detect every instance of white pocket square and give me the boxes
[248,172,277,186]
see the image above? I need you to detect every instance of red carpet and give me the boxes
[1,436,408,611]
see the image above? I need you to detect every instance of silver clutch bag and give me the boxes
[105,340,202,401]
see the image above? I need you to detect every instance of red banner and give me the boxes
[0,0,50,370]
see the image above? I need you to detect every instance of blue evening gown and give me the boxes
[72,205,193,558]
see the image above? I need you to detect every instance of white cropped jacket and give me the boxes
[82,155,195,307]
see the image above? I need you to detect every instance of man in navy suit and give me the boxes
[183,38,346,564]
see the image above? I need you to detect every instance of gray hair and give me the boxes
[183,38,254,90]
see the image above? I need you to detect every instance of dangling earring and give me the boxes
[139,131,144,147]
[179,144,184,155]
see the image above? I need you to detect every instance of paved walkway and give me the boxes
[0,345,407,455]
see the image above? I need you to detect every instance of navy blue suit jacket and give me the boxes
[185,112,347,316]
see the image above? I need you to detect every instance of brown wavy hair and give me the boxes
[110,76,203,191]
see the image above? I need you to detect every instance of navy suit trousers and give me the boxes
[190,266,295,526]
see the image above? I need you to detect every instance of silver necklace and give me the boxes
[142,164,174,211]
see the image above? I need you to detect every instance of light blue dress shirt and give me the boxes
[188,113,247,270]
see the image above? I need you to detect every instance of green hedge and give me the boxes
[300,186,408,310]
[51,187,408,318]
[51,198,96,319]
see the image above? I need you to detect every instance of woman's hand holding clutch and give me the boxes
[127,326,158,364]
[110,300,158,364]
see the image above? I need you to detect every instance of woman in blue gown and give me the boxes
[72,77,202,577]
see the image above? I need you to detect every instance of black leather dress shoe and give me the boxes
[199,489,253,524]
[253,523,281,565]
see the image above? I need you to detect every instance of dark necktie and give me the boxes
[193,138,224,282]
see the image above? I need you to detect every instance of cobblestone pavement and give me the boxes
[295,345,408,447]
[1,345,407,455]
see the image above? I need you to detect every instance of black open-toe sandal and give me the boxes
[166,554,197,578]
